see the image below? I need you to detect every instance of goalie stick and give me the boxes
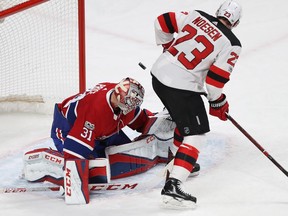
[1,160,174,194]
[0,177,162,194]
[227,113,288,177]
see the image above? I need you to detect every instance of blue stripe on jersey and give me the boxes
[51,104,71,153]
[63,136,94,159]
[66,101,78,126]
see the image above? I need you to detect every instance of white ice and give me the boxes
[1,0,288,215]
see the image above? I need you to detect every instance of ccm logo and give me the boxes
[44,154,63,165]
[146,136,155,144]
[65,168,72,196]
[90,183,138,191]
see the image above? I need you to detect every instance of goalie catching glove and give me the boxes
[209,94,229,121]
[141,108,175,141]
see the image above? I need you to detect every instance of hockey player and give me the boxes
[49,77,178,204]
[23,77,201,204]
[150,0,242,208]
[51,77,149,160]
[50,78,176,159]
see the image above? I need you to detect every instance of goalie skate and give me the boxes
[161,178,197,209]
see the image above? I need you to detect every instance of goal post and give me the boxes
[0,0,86,113]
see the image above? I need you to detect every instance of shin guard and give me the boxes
[89,158,111,183]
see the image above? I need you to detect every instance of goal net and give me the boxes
[0,0,86,113]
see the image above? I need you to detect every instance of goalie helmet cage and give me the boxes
[0,0,86,113]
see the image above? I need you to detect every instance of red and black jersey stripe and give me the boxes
[157,12,178,34]
[206,65,230,88]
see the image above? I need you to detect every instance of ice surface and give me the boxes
[1,0,288,215]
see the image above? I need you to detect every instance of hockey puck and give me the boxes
[138,62,146,70]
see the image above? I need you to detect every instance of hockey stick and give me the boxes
[226,113,288,177]
[0,160,172,194]
[0,176,162,194]
[0,186,60,193]
[0,181,152,194]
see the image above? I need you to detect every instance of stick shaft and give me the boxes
[1,161,170,194]
[0,186,60,193]
[227,114,288,177]
[0,181,154,194]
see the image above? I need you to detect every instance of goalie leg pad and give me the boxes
[64,159,89,205]
[23,148,64,186]
[108,153,159,179]
[89,158,111,183]
[105,135,168,179]
[24,149,111,186]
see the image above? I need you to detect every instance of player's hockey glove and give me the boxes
[209,94,229,121]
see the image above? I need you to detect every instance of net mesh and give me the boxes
[0,0,82,112]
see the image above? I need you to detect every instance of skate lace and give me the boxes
[175,181,191,197]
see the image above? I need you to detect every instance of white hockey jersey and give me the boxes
[151,10,241,101]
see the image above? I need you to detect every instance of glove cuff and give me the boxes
[209,94,227,108]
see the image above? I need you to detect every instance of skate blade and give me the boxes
[161,195,196,209]
[189,171,199,178]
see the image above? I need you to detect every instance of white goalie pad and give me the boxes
[23,148,64,185]
[105,135,173,179]
[23,148,111,186]
[22,134,174,183]
[64,159,110,204]
[65,159,89,204]
[105,135,172,159]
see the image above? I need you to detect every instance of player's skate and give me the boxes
[161,178,197,209]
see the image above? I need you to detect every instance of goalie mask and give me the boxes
[216,0,242,28]
[114,77,145,115]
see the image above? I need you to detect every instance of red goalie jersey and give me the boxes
[151,10,241,101]
[51,81,150,160]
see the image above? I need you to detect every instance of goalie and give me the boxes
[23,77,199,204]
